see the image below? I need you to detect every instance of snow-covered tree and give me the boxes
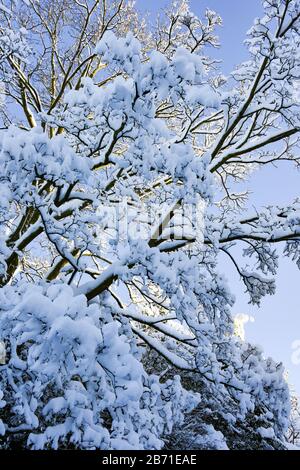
[286,388,300,447]
[0,0,299,450]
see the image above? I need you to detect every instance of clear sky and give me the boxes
[136,0,300,395]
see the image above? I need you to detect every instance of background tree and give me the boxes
[286,388,300,447]
[0,0,299,450]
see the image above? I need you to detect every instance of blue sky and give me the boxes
[136,0,300,394]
